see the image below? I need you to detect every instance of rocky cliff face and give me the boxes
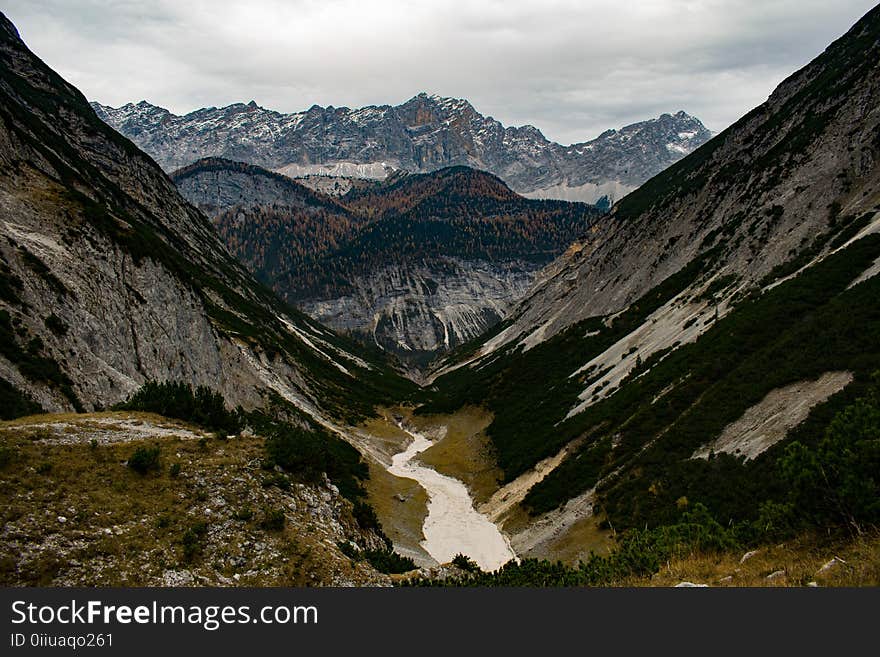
[0,13,411,422]
[171,159,601,365]
[0,12,421,585]
[93,94,711,204]
[300,258,540,366]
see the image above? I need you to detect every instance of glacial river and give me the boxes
[388,425,517,571]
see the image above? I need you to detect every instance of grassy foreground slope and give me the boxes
[0,411,390,586]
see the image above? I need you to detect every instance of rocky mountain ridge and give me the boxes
[2,5,879,585]
[92,94,712,204]
[0,10,427,587]
[0,12,413,424]
[476,9,880,355]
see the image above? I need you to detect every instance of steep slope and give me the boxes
[92,94,711,204]
[471,3,880,353]
[171,158,365,286]
[173,160,602,365]
[421,5,880,556]
[292,167,602,364]
[0,13,414,423]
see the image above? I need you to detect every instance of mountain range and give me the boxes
[91,79,711,365]
[92,95,712,205]
[0,16,415,423]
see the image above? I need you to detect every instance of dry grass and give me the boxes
[363,460,431,565]
[623,532,880,587]
[411,406,502,505]
[358,408,415,463]
[0,410,200,431]
[354,407,436,564]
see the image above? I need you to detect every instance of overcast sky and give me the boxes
[4,0,877,144]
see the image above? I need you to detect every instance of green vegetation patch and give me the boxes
[259,416,368,504]
[0,310,80,411]
[0,377,42,420]
[338,542,416,574]
[114,380,243,435]
[127,445,161,474]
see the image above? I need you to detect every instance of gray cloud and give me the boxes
[4,0,877,144]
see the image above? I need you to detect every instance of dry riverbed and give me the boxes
[388,423,516,571]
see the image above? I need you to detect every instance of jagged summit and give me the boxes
[91,93,711,204]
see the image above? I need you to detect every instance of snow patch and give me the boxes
[666,142,691,154]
